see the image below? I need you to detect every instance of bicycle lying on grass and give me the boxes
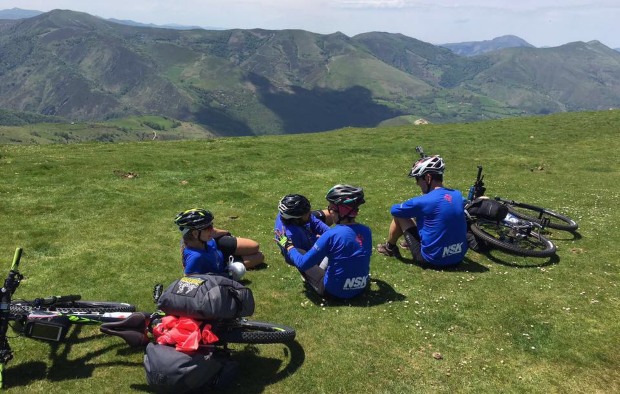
[0,247,296,388]
[465,165,578,258]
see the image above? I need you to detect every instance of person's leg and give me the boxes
[377,217,415,257]
[217,236,265,269]
[300,265,326,296]
[402,227,426,265]
[235,237,264,268]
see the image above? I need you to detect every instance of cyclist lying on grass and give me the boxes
[274,193,332,265]
[376,155,468,268]
[275,185,372,299]
[175,208,264,276]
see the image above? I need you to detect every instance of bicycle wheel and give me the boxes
[11,300,136,314]
[499,199,578,232]
[470,221,556,258]
[215,320,296,344]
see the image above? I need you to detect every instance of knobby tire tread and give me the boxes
[216,320,296,344]
[471,222,556,258]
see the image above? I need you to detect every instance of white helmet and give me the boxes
[227,261,246,281]
[409,155,445,178]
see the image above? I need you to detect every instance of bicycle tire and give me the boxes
[11,300,136,314]
[470,221,556,258]
[215,320,296,344]
[499,199,578,232]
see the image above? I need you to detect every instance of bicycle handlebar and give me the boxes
[468,166,486,201]
[1,247,24,388]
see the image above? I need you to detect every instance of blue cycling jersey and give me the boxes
[287,223,372,299]
[274,213,330,264]
[391,187,468,266]
[182,239,226,275]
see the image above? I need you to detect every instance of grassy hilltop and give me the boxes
[0,110,618,393]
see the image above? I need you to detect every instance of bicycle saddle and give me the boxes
[100,312,150,347]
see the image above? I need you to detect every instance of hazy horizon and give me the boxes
[1,1,619,49]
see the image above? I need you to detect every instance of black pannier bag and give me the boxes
[144,342,239,393]
[157,274,255,320]
[466,197,509,222]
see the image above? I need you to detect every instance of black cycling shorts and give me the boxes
[215,235,238,259]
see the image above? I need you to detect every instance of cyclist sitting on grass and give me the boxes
[376,155,468,268]
[274,194,332,265]
[175,208,264,276]
[275,185,372,299]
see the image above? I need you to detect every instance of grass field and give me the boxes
[0,110,618,393]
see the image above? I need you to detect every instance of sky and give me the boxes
[1,0,619,49]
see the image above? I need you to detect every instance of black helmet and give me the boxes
[174,208,214,234]
[278,194,311,219]
[325,184,365,206]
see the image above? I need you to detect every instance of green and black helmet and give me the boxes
[174,208,214,235]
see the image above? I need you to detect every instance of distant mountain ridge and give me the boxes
[1,9,619,136]
[0,7,42,19]
[0,7,219,30]
[440,35,535,56]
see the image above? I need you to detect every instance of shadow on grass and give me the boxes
[303,278,406,307]
[4,326,142,389]
[45,327,141,382]
[3,361,48,388]
[394,255,490,273]
[545,230,582,242]
[483,250,560,268]
[129,341,305,393]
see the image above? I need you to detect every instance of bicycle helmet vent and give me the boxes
[278,194,311,219]
[174,208,214,234]
[409,155,445,178]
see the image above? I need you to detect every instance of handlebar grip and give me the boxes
[11,248,23,270]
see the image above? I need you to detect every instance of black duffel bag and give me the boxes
[157,274,254,320]
[466,197,509,221]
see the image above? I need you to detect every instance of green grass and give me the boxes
[0,116,214,144]
[0,110,618,393]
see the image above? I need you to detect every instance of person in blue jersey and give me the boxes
[274,194,332,265]
[174,208,264,276]
[275,185,372,299]
[376,155,468,267]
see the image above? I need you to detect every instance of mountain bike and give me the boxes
[465,165,578,257]
[0,248,296,388]
[467,165,578,232]
[99,282,296,348]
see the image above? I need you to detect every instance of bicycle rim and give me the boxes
[11,300,135,314]
[504,201,578,232]
[215,320,296,344]
[471,221,556,258]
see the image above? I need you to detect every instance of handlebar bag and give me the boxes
[157,274,255,320]
[466,198,508,221]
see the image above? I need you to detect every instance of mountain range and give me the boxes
[1,9,620,136]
